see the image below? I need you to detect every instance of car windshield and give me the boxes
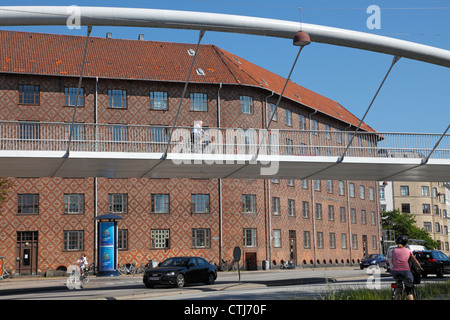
[364,254,378,260]
[160,257,190,267]
[414,252,432,260]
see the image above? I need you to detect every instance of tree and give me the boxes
[381,209,439,249]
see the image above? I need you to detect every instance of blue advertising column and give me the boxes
[95,214,122,277]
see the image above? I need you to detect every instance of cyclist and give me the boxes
[77,253,88,277]
[390,235,423,300]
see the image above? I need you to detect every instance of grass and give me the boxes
[319,280,450,300]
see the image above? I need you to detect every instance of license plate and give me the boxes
[148,276,160,281]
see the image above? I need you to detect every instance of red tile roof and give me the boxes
[0,30,374,132]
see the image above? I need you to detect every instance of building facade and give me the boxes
[383,181,449,254]
[0,31,380,275]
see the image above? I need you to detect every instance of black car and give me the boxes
[359,254,387,269]
[413,250,450,278]
[143,256,217,288]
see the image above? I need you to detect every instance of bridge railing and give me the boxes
[0,121,449,160]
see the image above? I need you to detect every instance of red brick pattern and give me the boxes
[0,32,380,274]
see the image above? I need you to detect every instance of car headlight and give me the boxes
[166,272,176,276]
[371,260,376,264]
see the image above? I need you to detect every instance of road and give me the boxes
[0,267,447,300]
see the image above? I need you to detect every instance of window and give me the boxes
[191,194,210,214]
[424,222,432,232]
[240,95,253,114]
[351,208,356,223]
[18,194,39,214]
[338,181,345,195]
[372,236,378,250]
[312,120,318,135]
[269,103,277,121]
[272,197,280,215]
[273,229,281,247]
[301,179,308,189]
[189,92,208,111]
[285,138,293,155]
[314,180,321,191]
[341,233,347,249]
[151,194,170,213]
[243,228,257,247]
[242,194,256,213]
[19,122,39,140]
[19,84,39,105]
[421,186,429,196]
[118,229,128,250]
[327,180,333,193]
[108,89,127,109]
[65,123,85,141]
[349,183,355,197]
[192,228,210,248]
[352,234,358,249]
[360,185,365,199]
[325,125,331,139]
[151,127,168,143]
[340,207,346,222]
[370,211,376,225]
[64,194,84,214]
[109,125,127,142]
[317,232,324,249]
[150,91,168,110]
[379,186,385,199]
[401,203,410,213]
[328,205,335,221]
[315,203,322,220]
[369,187,374,201]
[400,185,409,196]
[299,115,306,130]
[108,194,128,214]
[151,229,170,249]
[63,230,83,251]
[288,199,295,216]
[64,87,84,106]
[361,210,367,224]
[329,233,336,249]
[302,201,309,218]
[286,179,294,186]
[303,231,311,248]
[422,204,431,214]
[285,109,292,126]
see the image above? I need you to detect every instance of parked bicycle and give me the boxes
[1,268,13,279]
[119,262,146,275]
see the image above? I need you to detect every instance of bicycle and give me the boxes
[1,268,13,279]
[66,264,90,289]
[391,278,418,300]
[119,262,137,275]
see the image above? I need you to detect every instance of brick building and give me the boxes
[0,30,380,275]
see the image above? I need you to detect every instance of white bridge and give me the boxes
[1,121,449,181]
[0,7,449,182]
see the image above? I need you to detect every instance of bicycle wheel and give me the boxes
[81,274,89,284]
[391,283,404,300]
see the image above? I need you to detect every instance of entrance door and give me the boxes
[289,230,297,265]
[244,252,257,270]
[16,231,38,275]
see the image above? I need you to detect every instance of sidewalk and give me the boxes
[0,266,365,295]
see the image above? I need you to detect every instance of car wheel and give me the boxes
[176,274,185,288]
[206,273,215,285]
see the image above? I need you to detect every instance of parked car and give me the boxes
[360,254,387,269]
[413,250,450,278]
[143,256,217,288]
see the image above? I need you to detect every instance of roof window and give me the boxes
[187,49,195,56]
[196,68,205,76]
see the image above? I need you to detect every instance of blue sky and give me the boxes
[1,0,449,134]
